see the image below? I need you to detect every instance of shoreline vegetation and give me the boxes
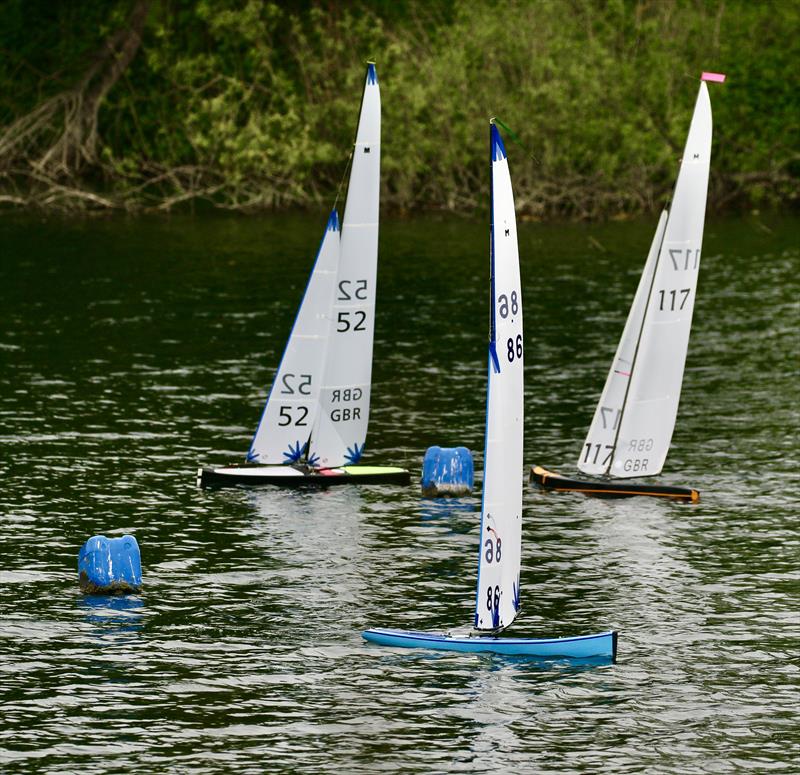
[0,0,797,219]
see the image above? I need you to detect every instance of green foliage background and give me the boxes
[0,0,797,216]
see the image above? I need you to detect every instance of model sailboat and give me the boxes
[198,63,409,488]
[363,122,616,658]
[533,73,725,501]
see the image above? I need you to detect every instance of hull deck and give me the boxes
[530,465,699,501]
[363,627,617,659]
[198,463,410,489]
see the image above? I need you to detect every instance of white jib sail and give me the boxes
[246,210,339,464]
[308,63,380,468]
[609,81,712,478]
[577,210,667,475]
[474,124,523,632]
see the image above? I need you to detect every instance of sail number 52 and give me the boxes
[337,279,368,300]
[278,406,309,426]
[337,311,367,332]
[280,373,311,395]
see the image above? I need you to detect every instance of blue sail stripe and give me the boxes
[327,209,340,232]
[489,341,501,374]
[366,62,378,85]
[489,123,498,346]
[491,123,507,162]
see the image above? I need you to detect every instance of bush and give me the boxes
[0,0,797,215]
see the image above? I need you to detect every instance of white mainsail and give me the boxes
[600,81,713,479]
[578,211,667,475]
[309,63,380,468]
[246,210,340,464]
[474,123,523,632]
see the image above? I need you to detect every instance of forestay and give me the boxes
[309,63,380,468]
[609,81,713,478]
[474,123,523,632]
[246,210,339,464]
[578,211,667,475]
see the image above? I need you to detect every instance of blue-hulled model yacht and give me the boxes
[363,121,616,659]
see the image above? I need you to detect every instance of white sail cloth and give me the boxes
[474,124,523,632]
[578,211,667,475]
[309,63,380,468]
[246,64,381,469]
[247,211,339,464]
[579,81,713,479]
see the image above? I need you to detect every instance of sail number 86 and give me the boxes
[507,334,522,362]
[498,291,519,319]
[484,537,502,563]
[486,585,500,611]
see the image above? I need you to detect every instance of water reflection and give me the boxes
[247,486,368,626]
[418,496,478,524]
[0,213,797,773]
[79,594,145,640]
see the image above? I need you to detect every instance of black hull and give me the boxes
[530,465,699,502]
[197,463,411,489]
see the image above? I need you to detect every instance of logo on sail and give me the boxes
[283,441,306,463]
[345,442,364,464]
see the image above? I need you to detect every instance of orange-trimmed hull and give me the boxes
[530,465,699,502]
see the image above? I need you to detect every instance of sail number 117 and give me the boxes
[669,248,700,271]
[658,288,691,312]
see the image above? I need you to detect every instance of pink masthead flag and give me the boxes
[701,72,726,83]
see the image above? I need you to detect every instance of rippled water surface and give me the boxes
[1,212,797,773]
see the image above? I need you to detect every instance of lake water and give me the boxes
[0,212,797,773]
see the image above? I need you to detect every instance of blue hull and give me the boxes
[362,628,618,660]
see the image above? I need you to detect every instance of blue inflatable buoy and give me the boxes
[78,534,142,595]
[421,446,474,497]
